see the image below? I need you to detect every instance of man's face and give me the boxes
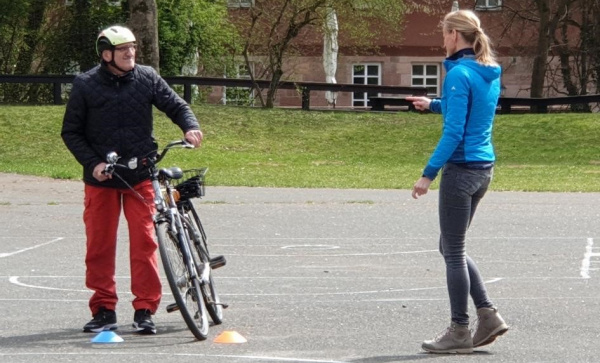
[103,42,136,74]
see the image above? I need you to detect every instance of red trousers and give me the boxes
[83,180,161,315]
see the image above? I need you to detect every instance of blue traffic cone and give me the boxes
[91,330,124,344]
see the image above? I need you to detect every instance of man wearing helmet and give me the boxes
[95,25,138,75]
[62,25,204,335]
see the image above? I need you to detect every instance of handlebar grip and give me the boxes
[103,164,115,175]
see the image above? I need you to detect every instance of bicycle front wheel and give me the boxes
[183,208,224,325]
[156,221,209,340]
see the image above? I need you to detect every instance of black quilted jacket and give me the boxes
[62,63,199,189]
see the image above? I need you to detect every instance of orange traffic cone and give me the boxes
[213,330,247,344]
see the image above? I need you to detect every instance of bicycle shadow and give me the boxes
[0,324,201,350]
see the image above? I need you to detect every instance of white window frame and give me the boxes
[475,0,502,11]
[224,63,255,106]
[411,63,440,97]
[352,63,381,108]
[227,0,254,8]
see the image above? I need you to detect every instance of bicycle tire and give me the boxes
[156,221,210,340]
[186,212,223,325]
[183,204,224,324]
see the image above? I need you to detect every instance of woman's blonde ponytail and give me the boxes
[443,10,497,66]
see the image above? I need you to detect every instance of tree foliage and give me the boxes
[157,0,239,77]
[0,0,237,103]
[232,0,408,108]
[500,0,598,110]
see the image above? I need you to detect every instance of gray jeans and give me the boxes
[438,163,494,326]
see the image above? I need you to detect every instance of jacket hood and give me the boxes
[444,56,501,83]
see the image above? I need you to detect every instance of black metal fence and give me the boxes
[497,95,600,113]
[1,74,598,113]
[0,74,426,110]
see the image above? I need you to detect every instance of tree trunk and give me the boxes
[530,0,550,102]
[266,69,283,109]
[128,0,159,72]
[15,0,46,74]
[11,0,46,102]
[591,0,600,94]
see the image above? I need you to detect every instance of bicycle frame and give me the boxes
[103,139,217,339]
[144,143,201,285]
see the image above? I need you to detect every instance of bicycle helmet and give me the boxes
[96,25,136,56]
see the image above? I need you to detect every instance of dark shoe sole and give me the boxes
[83,324,118,333]
[474,326,509,348]
[422,346,474,354]
[132,323,156,335]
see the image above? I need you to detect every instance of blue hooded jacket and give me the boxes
[423,50,501,180]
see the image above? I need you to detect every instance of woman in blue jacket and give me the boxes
[407,10,508,354]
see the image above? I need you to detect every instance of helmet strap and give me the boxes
[106,49,132,74]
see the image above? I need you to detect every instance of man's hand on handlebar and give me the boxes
[94,162,112,182]
[184,129,203,148]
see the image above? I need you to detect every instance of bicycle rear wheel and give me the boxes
[156,221,209,340]
[183,206,224,324]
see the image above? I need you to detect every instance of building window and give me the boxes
[224,63,254,106]
[411,64,439,97]
[228,0,254,8]
[352,64,380,107]
[475,0,502,10]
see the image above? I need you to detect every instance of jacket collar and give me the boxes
[446,48,475,61]
[99,62,135,83]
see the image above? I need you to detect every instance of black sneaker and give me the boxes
[83,307,118,333]
[132,309,156,334]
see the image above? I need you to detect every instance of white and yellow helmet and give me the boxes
[96,25,136,56]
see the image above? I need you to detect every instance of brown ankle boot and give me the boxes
[422,322,473,354]
[471,307,509,348]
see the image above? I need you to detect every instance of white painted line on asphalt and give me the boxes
[0,352,346,363]
[0,298,88,302]
[226,249,438,257]
[581,238,596,279]
[0,237,64,258]
[9,276,89,292]
[281,244,340,250]
[7,275,174,295]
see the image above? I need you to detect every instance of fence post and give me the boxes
[301,87,310,110]
[53,82,62,105]
[499,98,511,114]
[183,83,192,104]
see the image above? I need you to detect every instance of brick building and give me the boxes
[217,0,542,108]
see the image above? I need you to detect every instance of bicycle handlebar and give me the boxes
[103,139,194,175]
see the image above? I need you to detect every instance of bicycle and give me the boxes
[103,140,227,340]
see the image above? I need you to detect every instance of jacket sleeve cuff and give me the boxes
[422,165,439,180]
[430,99,442,114]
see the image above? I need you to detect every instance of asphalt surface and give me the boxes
[1,172,599,362]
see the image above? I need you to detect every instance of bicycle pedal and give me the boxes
[210,255,226,269]
[217,302,229,309]
[166,302,179,313]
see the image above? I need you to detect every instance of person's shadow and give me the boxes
[349,351,494,362]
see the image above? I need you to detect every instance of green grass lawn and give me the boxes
[0,104,598,192]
